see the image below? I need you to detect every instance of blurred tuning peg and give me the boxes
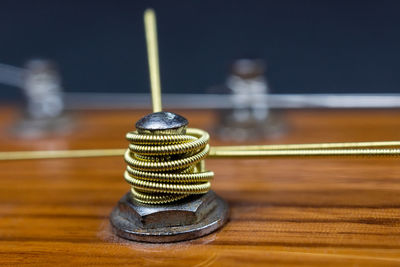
[12,59,73,138]
[215,58,286,141]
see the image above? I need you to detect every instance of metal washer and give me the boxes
[110,191,229,243]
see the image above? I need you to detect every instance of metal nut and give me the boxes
[110,190,228,243]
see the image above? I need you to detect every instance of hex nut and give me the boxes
[110,190,229,242]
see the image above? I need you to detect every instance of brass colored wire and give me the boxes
[144,8,162,113]
[1,140,400,160]
[1,140,400,161]
[0,149,126,161]
[208,148,400,158]
[130,188,188,204]
[124,128,214,205]
[209,141,400,157]
[213,141,400,151]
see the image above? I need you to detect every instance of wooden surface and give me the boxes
[1,107,400,266]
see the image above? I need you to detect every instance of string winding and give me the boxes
[123,128,214,204]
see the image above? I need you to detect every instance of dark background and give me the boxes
[1,0,400,100]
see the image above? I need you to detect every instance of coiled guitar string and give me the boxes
[123,128,214,204]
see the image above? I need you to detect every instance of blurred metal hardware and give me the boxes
[227,58,270,123]
[214,58,286,141]
[11,59,73,138]
[22,60,64,120]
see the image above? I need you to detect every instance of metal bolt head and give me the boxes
[135,111,188,135]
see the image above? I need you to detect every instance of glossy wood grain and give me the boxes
[1,107,400,266]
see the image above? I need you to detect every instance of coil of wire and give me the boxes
[123,128,214,205]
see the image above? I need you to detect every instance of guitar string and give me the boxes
[1,140,400,161]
